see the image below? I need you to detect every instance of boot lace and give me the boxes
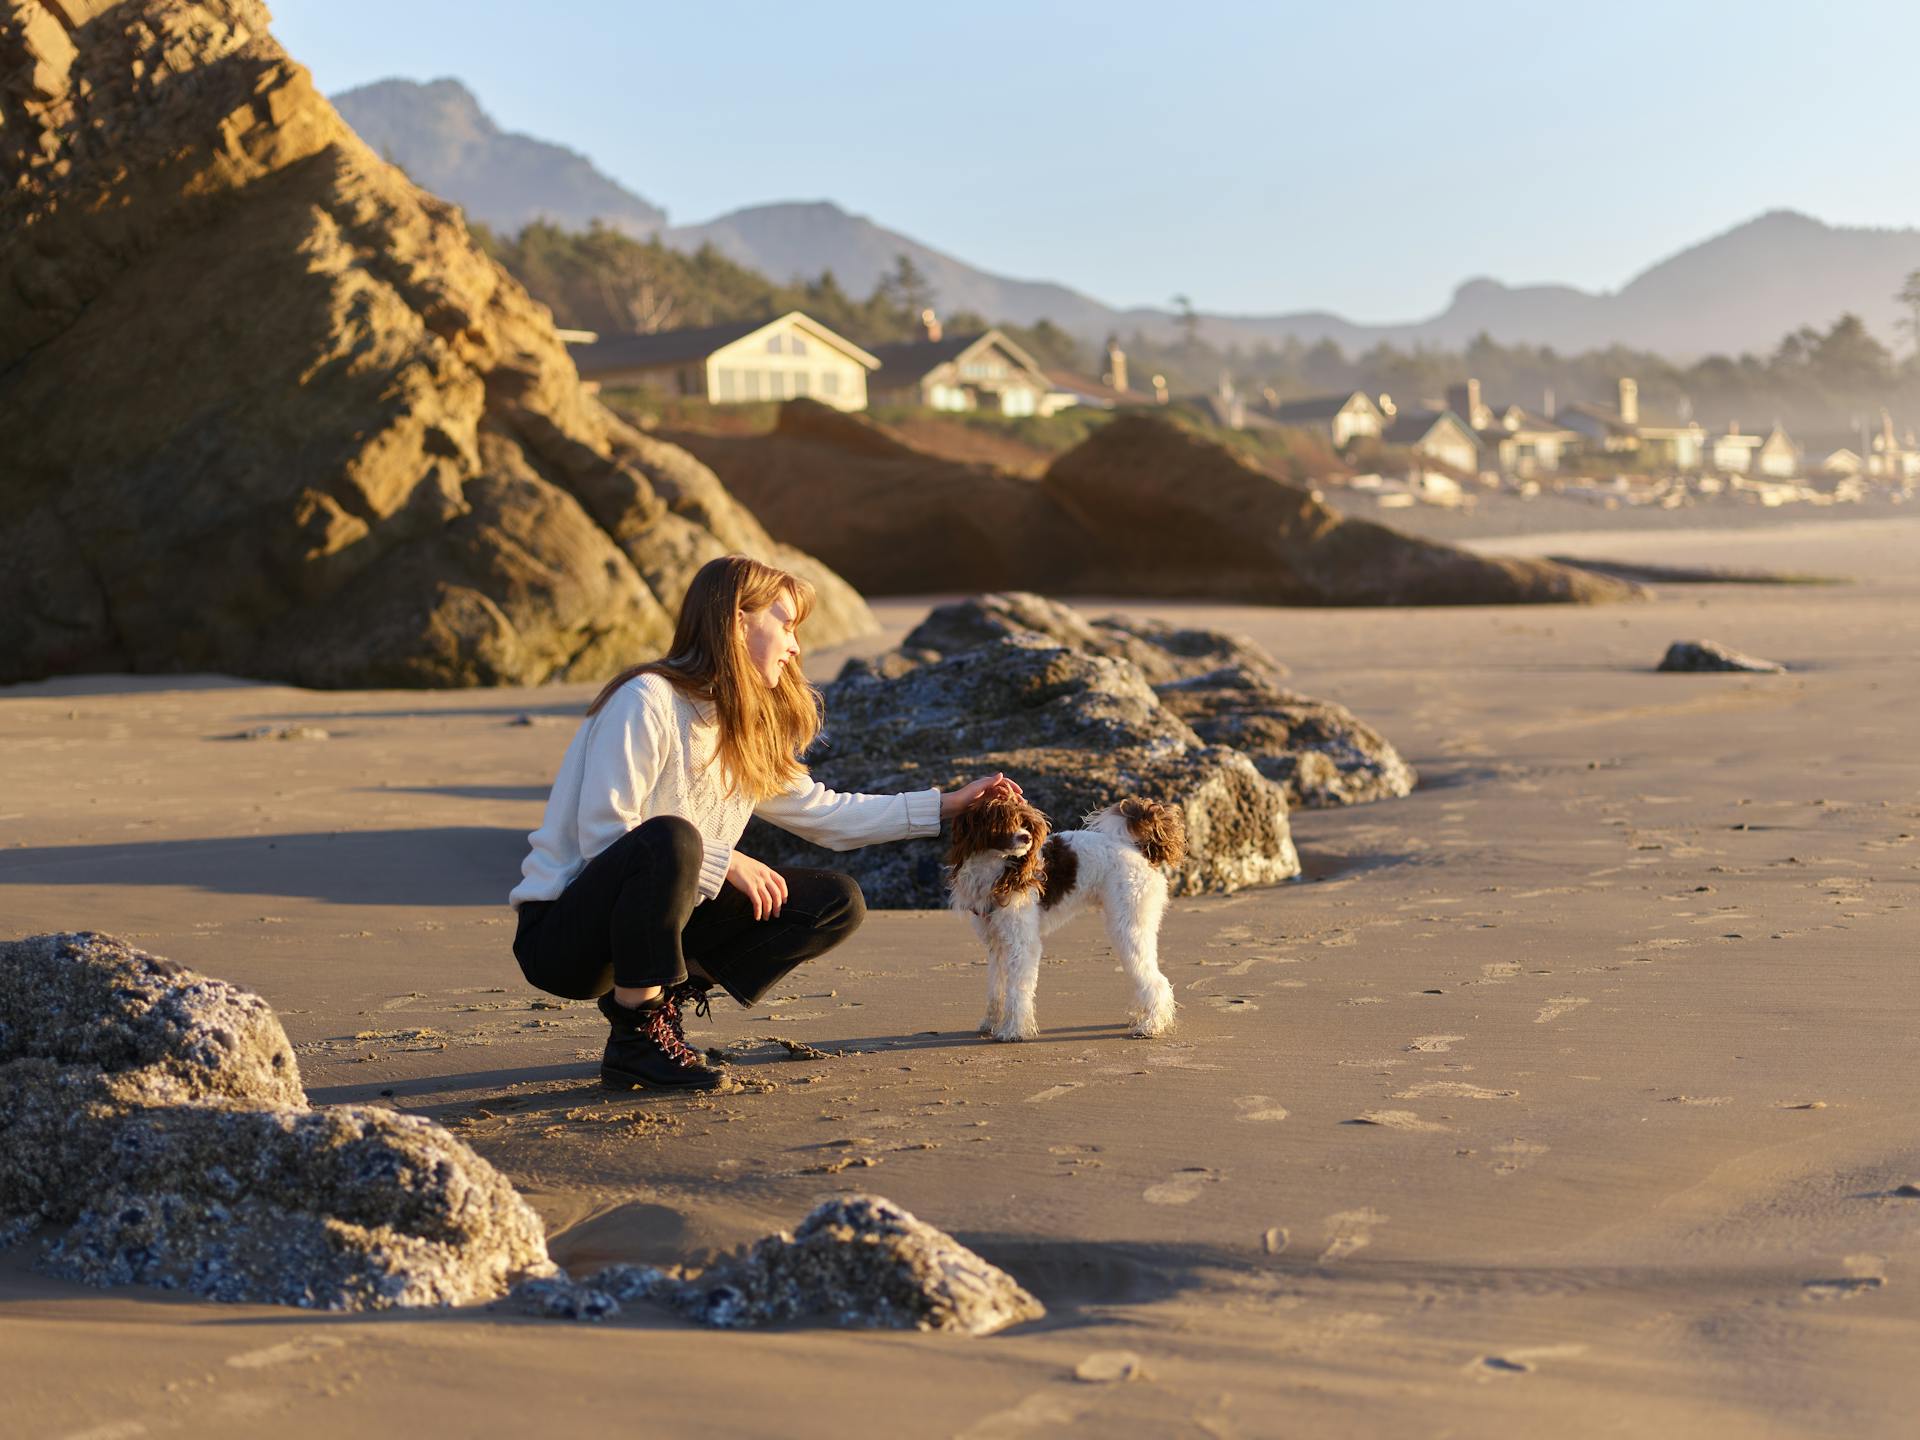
[644,996,702,1067]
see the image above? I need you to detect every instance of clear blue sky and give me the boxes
[274,0,1917,322]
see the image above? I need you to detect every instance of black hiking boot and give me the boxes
[598,990,726,1092]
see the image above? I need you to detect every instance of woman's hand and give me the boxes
[940,772,1024,821]
[726,851,789,920]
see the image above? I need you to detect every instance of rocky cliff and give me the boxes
[0,0,871,688]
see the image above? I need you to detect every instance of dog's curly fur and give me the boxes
[946,792,1184,1041]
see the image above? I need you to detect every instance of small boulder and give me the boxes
[1657,640,1786,674]
[675,1195,1043,1334]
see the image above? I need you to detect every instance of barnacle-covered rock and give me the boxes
[0,932,553,1309]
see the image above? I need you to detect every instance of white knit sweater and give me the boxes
[509,672,943,908]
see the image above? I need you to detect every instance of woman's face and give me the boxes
[738,589,802,690]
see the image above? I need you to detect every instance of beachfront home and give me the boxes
[1265,390,1388,447]
[865,313,1052,416]
[1708,421,1800,477]
[1755,424,1799,479]
[1560,378,1705,471]
[565,312,880,410]
[1445,379,1578,477]
[1383,408,1480,473]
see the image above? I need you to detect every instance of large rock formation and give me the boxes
[0,932,553,1308]
[678,401,1638,606]
[0,1,870,687]
[746,616,1304,907]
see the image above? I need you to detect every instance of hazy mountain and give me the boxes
[661,201,1121,336]
[329,79,1919,359]
[673,204,1920,360]
[332,78,665,236]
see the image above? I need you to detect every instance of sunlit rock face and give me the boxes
[0,0,870,688]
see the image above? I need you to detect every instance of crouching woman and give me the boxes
[509,554,1017,1092]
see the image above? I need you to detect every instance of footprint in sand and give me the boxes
[1024,1082,1084,1104]
[1479,962,1521,984]
[1491,1139,1549,1175]
[1143,1167,1223,1205]
[1804,1254,1888,1301]
[1319,1209,1387,1262]
[1394,1081,1517,1101]
[1346,1110,1450,1132]
[1534,996,1590,1024]
[226,1335,349,1369]
[1470,1343,1588,1378]
[1233,1095,1289,1122]
[1407,1035,1466,1053]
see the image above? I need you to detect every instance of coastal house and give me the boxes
[1265,390,1387,447]
[1708,421,1800,477]
[865,313,1052,416]
[1383,407,1480,473]
[1559,378,1705,472]
[1755,424,1799,479]
[565,311,880,410]
[1445,379,1579,477]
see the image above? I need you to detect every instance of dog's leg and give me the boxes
[992,909,1043,1042]
[975,916,1007,1036]
[1106,875,1176,1036]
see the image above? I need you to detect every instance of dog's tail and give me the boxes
[1115,796,1187,869]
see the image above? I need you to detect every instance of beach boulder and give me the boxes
[0,0,870,688]
[0,932,553,1309]
[748,627,1300,905]
[856,593,1413,812]
[1657,640,1786,674]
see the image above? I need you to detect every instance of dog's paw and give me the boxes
[992,1015,1040,1043]
[1129,1000,1178,1038]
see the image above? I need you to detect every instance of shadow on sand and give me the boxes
[0,826,524,907]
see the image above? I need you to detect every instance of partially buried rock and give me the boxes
[0,932,553,1309]
[678,1195,1043,1334]
[1657,640,1786,674]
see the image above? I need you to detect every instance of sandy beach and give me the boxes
[3,516,1917,1439]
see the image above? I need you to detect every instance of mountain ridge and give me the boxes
[334,78,1920,360]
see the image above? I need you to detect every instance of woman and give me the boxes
[509,554,1021,1093]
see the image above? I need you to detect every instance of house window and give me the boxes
[819,370,840,396]
[767,334,786,355]
[744,369,763,401]
[794,370,812,396]
[790,336,809,357]
[1002,386,1036,417]
[717,367,738,401]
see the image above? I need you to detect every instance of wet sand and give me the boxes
[3,518,1917,1439]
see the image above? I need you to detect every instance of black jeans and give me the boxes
[512,815,866,1007]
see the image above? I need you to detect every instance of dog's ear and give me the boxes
[1120,797,1187,869]
[944,797,983,871]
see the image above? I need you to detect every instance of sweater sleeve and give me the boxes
[753,772,944,852]
[573,681,672,867]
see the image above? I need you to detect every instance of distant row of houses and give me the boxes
[562,310,1919,484]
[564,309,1103,421]
[1259,376,1920,483]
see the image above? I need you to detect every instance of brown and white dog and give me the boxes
[945,792,1187,1041]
